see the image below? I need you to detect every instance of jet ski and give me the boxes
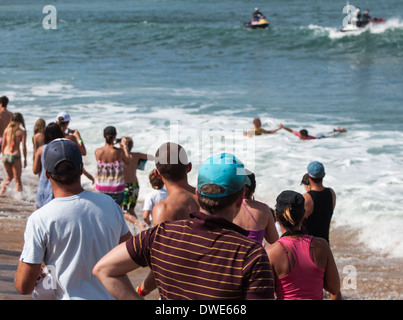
[244,17,269,29]
[340,17,386,32]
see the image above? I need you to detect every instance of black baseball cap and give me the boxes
[275,190,305,215]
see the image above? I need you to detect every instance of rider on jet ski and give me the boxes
[252,7,265,21]
[361,9,379,26]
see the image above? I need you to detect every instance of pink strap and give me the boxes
[242,202,259,226]
[278,240,292,270]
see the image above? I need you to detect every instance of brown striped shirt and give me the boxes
[126,211,274,300]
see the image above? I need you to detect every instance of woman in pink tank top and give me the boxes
[266,190,341,300]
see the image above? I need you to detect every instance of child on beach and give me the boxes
[142,170,168,226]
[0,113,27,196]
[120,136,153,230]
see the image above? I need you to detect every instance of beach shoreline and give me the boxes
[0,192,402,300]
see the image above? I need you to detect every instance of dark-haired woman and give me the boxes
[33,123,64,208]
[266,190,341,300]
[94,126,129,206]
[233,170,278,245]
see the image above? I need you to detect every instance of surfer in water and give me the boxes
[280,124,346,140]
[244,118,282,136]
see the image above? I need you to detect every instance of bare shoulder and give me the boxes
[20,128,27,138]
[95,147,103,157]
[311,237,332,268]
[303,192,313,202]
[153,190,198,224]
[329,187,336,199]
[152,199,170,224]
[127,152,138,164]
[253,200,272,213]
[265,241,283,259]
[246,200,273,221]
[311,237,331,255]
[168,191,198,211]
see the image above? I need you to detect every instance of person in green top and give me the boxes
[244,118,282,136]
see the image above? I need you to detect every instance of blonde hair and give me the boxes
[5,113,25,142]
[276,204,305,230]
[33,118,46,135]
[283,206,296,226]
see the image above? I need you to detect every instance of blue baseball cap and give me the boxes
[197,153,250,198]
[44,138,83,175]
[307,161,325,179]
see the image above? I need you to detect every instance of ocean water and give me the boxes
[1,0,402,258]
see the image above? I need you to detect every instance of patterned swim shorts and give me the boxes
[122,182,140,212]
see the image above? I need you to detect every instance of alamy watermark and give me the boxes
[342,2,357,27]
[342,265,357,290]
[42,5,57,29]
[146,121,257,174]
[40,265,58,290]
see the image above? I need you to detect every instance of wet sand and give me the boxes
[330,226,403,300]
[0,191,402,300]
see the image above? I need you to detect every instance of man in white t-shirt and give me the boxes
[15,139,131,300]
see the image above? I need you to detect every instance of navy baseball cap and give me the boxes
[307,161,325,179]
[197,153,250,198]
[44,138,83,175]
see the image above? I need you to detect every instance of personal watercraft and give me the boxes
[244,17,269,29]
[340,17,386,32]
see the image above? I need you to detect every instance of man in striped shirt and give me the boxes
[93,153,274,300]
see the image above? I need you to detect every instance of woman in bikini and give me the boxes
[232,169,279,245]
[0,112,27,195]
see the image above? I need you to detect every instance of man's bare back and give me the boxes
[152,185,199,225]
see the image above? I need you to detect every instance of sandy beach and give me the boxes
[0,190,402,300]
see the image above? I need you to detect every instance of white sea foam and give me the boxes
[122,109,403,259]
[307,18,403,39]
